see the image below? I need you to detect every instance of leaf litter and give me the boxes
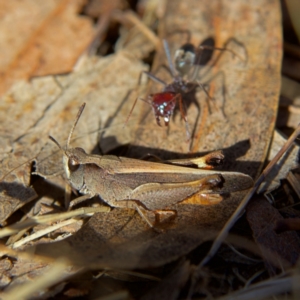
[1,0,299,299]
[0,0,95,96]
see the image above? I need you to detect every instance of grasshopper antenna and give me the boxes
[66,103,86,150]
[49,135,63,151]
[163,39,177,78]
[49,103,86,151]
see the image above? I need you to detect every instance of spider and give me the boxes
[126,39,237,140]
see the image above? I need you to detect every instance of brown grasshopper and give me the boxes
[49,103,253,228]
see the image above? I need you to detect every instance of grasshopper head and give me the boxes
[63,147,88,177]
[63,147,87,190]
[49,103,87,190]
[49,136,86,190]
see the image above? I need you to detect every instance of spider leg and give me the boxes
[176,93,191,141]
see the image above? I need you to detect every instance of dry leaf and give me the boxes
[246,196,300,275]
[285,0,300,42]
[2,257,72,299]
[0,258,13,288]
[281,75,300,102]
[141,261,191,300]
[83,0,124,18]
[275,218,300,233]
[0,0,94,95]
[0,156,37,224]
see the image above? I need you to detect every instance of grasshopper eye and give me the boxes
[68,156,80,172]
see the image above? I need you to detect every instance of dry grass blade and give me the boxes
[0,206,110,238]
[11,218,77,249]
[112,10,161,50]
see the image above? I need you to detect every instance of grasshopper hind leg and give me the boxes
[134,203,155,229]
[135,203,177,232]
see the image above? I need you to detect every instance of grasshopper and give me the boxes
[49,103,253,228]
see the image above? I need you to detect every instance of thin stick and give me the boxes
[113,10,161,50]
[0,206,110,238]
[12,218,77,249]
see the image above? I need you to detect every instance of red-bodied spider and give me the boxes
[126,39,239,140]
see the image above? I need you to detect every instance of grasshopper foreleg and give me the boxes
[69,194,95,209]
